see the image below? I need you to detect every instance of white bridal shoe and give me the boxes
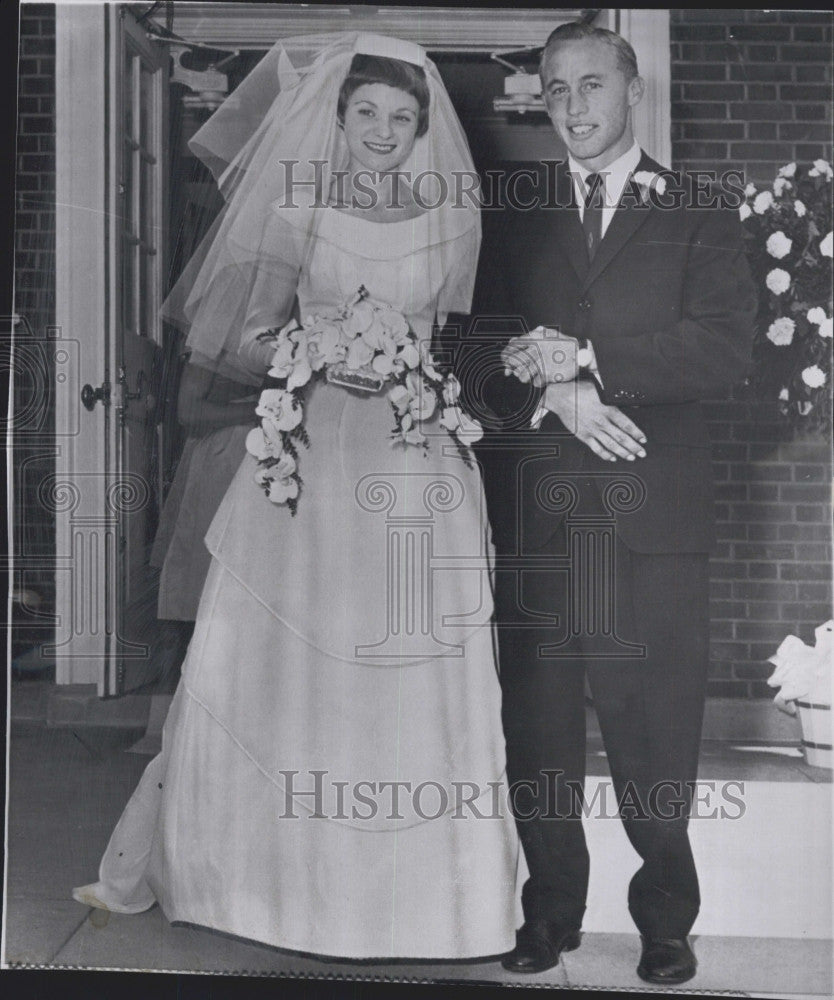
[72,883,156,915]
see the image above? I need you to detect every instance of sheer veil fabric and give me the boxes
[162,32,482,385]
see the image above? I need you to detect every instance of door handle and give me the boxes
[81,381,110,411]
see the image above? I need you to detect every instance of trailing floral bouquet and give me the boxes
[739,159,833,433]
[245,287,484,513]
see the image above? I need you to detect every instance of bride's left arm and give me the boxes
[236,261,300,377]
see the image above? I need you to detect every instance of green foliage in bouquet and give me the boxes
[740,159,833,434]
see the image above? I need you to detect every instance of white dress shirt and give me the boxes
[569,139,642,238]
[528,141,643,427]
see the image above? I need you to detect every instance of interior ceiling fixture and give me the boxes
[490,9,598,115]
[491,48,545,116]
[170,45,235,109]
[131,3,240,109]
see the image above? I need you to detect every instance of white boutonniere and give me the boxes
[632,170,667,203]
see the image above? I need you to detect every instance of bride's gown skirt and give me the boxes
[75,211,519,958]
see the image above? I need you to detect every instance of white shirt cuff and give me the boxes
[530,403,549,429]
[586,340,603,387]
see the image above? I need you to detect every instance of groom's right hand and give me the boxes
[542,380,647,462]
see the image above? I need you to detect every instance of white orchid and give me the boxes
[402,426,428,448]
[387,383,411,416]
[773,177,791,197]
[442,374,462,405]
[396,342,421,370]
[256,452,299,505]
[306,322,345,371]
[342,299,377,338]
[820,231,833,258]
[739,203,752,222]
[778,162,797,179]
[440,405,484,445]
[794,199,807,217]
[245,426,283,461]
[267,331,299,380]
[377,305,410,342]
[406,370,437,422]
[256,388,303,432]
[345,336,375,371]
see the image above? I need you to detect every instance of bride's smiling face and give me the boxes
[341,83,421,173]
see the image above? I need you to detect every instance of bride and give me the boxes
[73,31,518,960]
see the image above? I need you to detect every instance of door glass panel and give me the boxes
[140,155,154,248]
[138,250,147,335]
[122,240,135,335]
[124,53,137,142]
[140,64,154,153]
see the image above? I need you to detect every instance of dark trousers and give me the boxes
[494,487,710,938]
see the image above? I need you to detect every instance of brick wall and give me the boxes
[16,3,54,338]
[671,8,833,185]
[14,2,56,650]
[672,9,833,697]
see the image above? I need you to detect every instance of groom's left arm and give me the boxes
[590,201,757,406]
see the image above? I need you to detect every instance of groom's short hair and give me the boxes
[540,22,640,81]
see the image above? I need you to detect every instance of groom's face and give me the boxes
[541,37,644,171]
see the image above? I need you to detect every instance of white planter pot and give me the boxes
[797,700,833,769]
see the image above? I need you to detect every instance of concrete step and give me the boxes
[14,681,805,745]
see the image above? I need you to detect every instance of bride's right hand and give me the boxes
[542,380,647,463]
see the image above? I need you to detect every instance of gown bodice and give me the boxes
[296,207,444,335]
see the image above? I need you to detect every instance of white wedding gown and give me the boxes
[74,208,519,959]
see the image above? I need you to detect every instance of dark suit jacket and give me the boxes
[460,152,757,555]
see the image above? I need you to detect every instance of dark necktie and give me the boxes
[582,172,604,261]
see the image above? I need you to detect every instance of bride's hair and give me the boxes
[336,54,430,137]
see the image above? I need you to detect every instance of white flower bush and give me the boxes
[740,159,833,432]
[809,159,833,180]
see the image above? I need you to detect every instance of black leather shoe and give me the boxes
[637,936,697,984]
[501,919,582,974]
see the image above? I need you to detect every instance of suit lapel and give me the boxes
[581,151,662,290]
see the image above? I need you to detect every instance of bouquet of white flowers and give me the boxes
[739,159,832,432]
[245,287,484,513]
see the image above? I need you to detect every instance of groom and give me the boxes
[464,21,756,985]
